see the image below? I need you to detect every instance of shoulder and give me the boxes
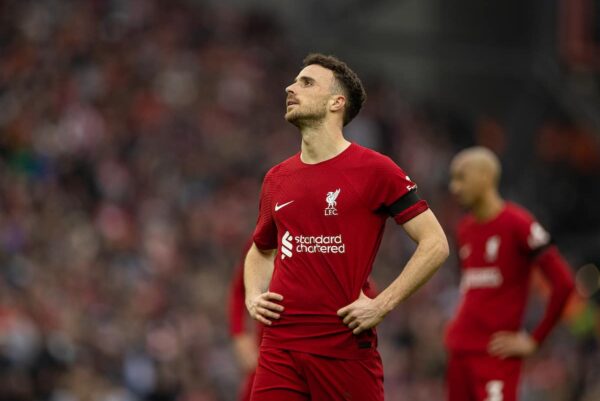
[503,202,551,249]
[352,144,407,174]
[264,153,300,182]
[502,202,537,226]
[355,144,395,164]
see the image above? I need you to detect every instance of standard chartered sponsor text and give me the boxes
[280,232,346,256]
[296,234,345,253]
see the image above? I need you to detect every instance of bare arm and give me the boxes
[376,209,449,311]
[232,333,258,373]
[244,243,284,325]
[488,246,574,358]
[338,209,449,334]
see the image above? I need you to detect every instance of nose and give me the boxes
[285,82,296,95]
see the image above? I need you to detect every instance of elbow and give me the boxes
[550,277,575,307]
[429,234,449,267]
[438,235,450,264]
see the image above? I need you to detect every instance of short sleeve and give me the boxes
[253,172,278,250]
[513,209,551,257]
[366,156,429,225]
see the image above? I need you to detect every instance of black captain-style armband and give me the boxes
[386,189,422,217]
[530,239,554,260]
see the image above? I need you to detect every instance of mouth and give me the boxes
[286,99,299,107]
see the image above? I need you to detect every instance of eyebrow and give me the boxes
[294,75,316,84]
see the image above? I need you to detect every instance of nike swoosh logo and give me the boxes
[274,200,294,211]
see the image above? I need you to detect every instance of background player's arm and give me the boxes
[244,243,284,325]
[232,333,258,373]
[488,246,574,358]
[338,209,448,334]
[231,271,257,371]
[229,245,259,373]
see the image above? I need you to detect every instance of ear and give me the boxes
[329,95,346,113]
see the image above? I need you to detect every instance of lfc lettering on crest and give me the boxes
[325,188,340,216]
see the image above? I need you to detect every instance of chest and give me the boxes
[271,171,371,227]
[458,226,523,268]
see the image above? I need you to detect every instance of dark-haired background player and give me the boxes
[445,146,575,401]
[244,53,449,401]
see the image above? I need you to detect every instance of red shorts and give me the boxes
[250,346,384,401]
[446,352,522,401]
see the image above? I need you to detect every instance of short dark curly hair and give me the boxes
[303,53,366,126]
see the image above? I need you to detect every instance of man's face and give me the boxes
[449,157,486,209]
[284,64,336,126]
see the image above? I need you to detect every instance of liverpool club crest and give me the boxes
[325,189,340,216]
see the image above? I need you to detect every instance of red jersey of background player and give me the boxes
[445,202,574,352]
[253,142,428,359]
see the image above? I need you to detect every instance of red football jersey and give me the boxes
[253,143,428,359]
[445,202,562,353]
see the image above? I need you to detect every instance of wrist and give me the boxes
[529,335,539,350]
[245,293,259,310]
[374,294,394,316]
[523,331,539,354]
[245,286,262,300]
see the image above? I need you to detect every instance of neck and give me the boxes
[471,190,504,222]
[299,119,349,164]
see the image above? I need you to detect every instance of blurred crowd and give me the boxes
[0,1,599,401]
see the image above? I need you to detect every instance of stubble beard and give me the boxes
[285,101,328,129]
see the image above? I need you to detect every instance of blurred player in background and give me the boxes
[229,239,258,401]
[244,53,448,401]
[445,146,575,401]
